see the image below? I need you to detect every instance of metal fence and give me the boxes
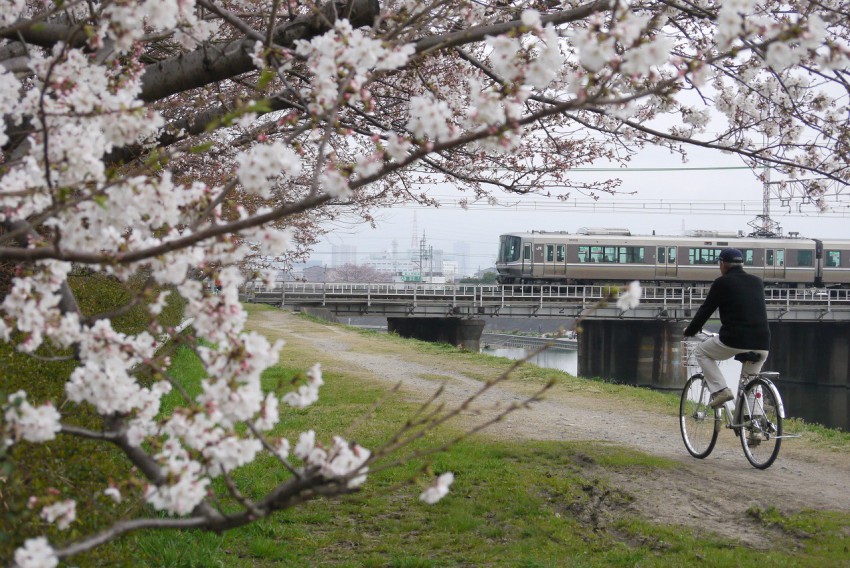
[240,283,850,321]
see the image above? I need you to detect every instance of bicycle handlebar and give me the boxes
[684,330,717,341]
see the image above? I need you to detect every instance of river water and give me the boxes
[481,345,578,375]
[480,342,848,431]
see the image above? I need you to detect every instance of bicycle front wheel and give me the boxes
[740,379,783,469]
[680,374,719,459]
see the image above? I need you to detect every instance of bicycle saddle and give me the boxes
[734,351,762,362]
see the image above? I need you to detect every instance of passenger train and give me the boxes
[495,228,850,288]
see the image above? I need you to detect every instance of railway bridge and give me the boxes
[242,282,850,403]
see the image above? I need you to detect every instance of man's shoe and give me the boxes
[709,387,734,409]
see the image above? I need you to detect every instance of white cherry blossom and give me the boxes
[14,537,58,568]
[4,391,62,443]
[419,472,455,504]
[40,500,76,530]
[616,281,643,311]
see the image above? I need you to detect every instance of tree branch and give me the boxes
[138,0,381,103]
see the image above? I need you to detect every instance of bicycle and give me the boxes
[679,334,793,469]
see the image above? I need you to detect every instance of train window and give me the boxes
[556,244,565,262]
[576,245,649,264]
[499,235,522,262]
[742,249,754,265]
[688,248,721,265]
[546,244,555,262]
[619,247,644,263]
[591,246,604,262]
[826,251,840,267]
[668,247,677,263]
[797,250,813,267]
[523,244,531,261]
[766,249,785,267]
[578,246,589,262]
[658,247,666,263]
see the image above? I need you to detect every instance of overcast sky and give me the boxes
[308,146,850,272]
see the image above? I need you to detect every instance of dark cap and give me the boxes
[718,248,743,263]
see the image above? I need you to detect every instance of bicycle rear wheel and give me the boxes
[680,374,719,458]
[740,378,783,469]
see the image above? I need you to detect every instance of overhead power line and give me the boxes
[405,197,850,217]
[566,166,751,172]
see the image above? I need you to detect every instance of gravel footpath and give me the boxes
[248,308,850,545]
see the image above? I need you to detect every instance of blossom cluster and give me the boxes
[294,431,371,489]
[3,391,62,444]
[236,142,303,199]
[39,500,76,531]
[616,281,643,311]
[101,0,218,51]
[294,19,415,115]
[13,537,58,568]
[419,472,455,504]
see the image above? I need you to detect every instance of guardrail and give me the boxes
[482,333,578,350]
[240,283,850,322]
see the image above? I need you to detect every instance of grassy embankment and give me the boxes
[0,273,186,565]
[119,304,850,567]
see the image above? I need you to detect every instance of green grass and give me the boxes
[783,417,850,449]
[7,300,849,565]
[0,272,186,564]
[117,336,850,567]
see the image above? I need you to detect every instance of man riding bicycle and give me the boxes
[683,248,771,409]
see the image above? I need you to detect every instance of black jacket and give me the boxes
[684,266,771,350]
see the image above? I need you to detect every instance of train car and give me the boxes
[819,238,850,286]
[495,228,850,287]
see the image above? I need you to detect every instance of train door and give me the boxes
[522,243,532,278]
[544,243,557,279]
[532,242,545,279]
[765,248,785,280]
[656,246,678,277]
[555,244,566,280]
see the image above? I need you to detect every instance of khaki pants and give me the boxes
[694,335,769,394]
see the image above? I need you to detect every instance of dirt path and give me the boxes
[249,309,850,545]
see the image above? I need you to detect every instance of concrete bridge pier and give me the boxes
[578,320,689,390]
[387,317,485,351]
[578,319,850,392]
[767,322,850,387]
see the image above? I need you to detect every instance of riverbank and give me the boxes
[122,305,850,565]
[246,307,850,547]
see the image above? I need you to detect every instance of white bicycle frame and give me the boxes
[682,334,791,438]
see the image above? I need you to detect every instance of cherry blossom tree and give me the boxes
[329,263,387,282]
[1,0,849,564]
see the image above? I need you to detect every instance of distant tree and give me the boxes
[2,0,849,564]
[328,263,387,282]
[460,272,499,284]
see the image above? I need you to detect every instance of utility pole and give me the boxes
[419,232,431,283]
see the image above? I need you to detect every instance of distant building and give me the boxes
[453,241,471,277]
[331,244,357,267]
[442,260,458,282]
[362,247,416,281]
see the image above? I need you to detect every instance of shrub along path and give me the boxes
[246,306,850,548]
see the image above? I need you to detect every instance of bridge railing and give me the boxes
[243,283,850,314]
